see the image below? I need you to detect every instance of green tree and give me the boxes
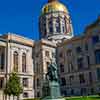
[4,72,23,100]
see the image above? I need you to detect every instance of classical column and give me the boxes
[46,16,49,37]
[19,50,22,73]
[0,51,1,72]
[10,49,13,73]
[4,47,6,73]
[50,16,55,35]
[26,51,30,73]
[53,18,57,34]
[59,16,63,34]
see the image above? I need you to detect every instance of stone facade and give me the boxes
[0,33,34,100]
[57,20,100,96]
[33,39,56,97]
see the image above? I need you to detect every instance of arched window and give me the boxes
[13,51,18,72]
[49,18,53,33]
[22,53,26,72]
[55,18,60,33]
[64,17,67,33]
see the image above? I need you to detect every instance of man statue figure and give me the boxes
[46,59,58,82]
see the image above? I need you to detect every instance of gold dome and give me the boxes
[42,1,68,14]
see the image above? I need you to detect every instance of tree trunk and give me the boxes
[5,94,7,100]
[9,95,10,100]
[17,95,19,100]
[13,95,14,100]
[3,92,4,100]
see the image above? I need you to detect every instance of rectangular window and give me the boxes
[0,78,4,89]
[69,75,74,85]
[87,56,90,67]
[69,63,74,72]
[49,27,53,33]
[1,53,4,71]
[79,74,85,84]
[61,77,66,86]
[77,57,84,70]
[92,35,99,44]
[45,51,50,57]
[67,50,72,57]
[22,53,26,73]
[91,88,94,94]
[95,50,100,64]
[23,92,28,98]
[76,46,82,53]
[37,92,40,97]
[71,89,74,95]
[60,64,64,73]
[61,90,67,96]
[52,52,56,58]
[22,65,26,73]
[56,26,60,33]
[81,88,86,95]
[62,26,65,33]
[85,43,88,51]
[59,52,63,58]
[23,78,28,87]
[89,72,93,83]
[96,68,100,81]
[37,78,40,87]
[46,62,50,68]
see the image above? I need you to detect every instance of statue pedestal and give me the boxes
[49,81,60,98]
[42,81,65,100]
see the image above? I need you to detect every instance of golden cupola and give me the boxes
[39,0,73,42]
[42,0,68,14]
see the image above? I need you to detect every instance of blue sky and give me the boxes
[0,0,100,40]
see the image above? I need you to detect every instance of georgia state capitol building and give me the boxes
[0,0,100,100]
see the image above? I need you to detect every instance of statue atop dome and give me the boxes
[48,0,58,3]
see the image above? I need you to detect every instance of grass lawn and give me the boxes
[65,96,100,100]
[23,96,100,100]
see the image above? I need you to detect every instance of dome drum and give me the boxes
[39,13,73,39]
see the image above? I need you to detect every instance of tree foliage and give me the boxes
[4,72,23,97]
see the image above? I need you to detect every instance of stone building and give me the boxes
[57,18,100,96]
[0,33,34,100]
[0,0,100,99]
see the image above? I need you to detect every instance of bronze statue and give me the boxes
[42,59,62,99]
[46,60,58,82]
